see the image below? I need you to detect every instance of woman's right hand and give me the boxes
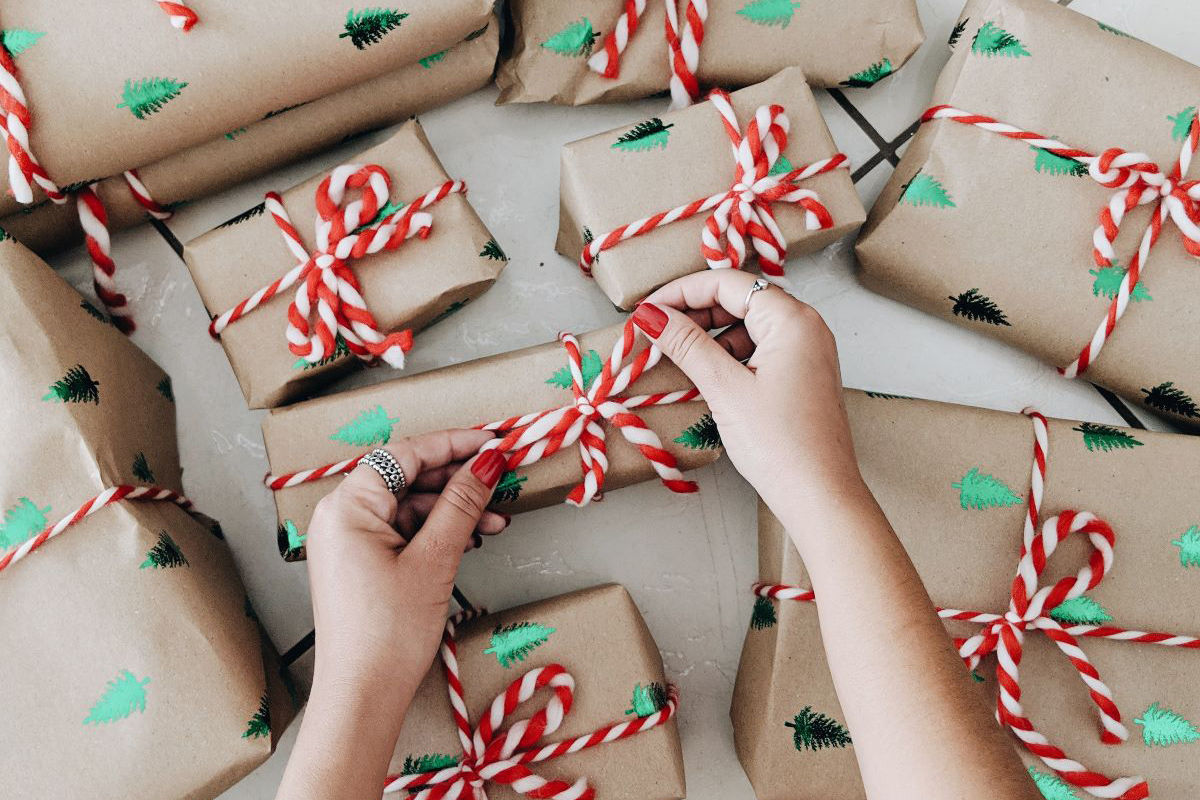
[631,270,866,517]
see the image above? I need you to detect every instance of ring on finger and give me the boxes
[359,448,408,495]
[743,277,771,315]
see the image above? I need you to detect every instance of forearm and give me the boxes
[775,483,1037,800]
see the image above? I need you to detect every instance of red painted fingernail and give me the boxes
[632,302,668,338]
[471,449,506,487]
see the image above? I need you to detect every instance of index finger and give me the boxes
[643,270,789,323]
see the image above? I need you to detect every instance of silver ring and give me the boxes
[359,448,408,494]
[744,278,771,315]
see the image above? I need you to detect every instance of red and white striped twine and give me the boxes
[210,164,465,369]
[156,1,199,31]
[382,608,679,799]
[580,90,848,280]
[752,408,1200,800]
[264,318,703,506]
[0,485,194,573]
[588,0,708,109]
[921,106,1200,379]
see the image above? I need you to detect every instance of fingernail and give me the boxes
[632,302,668,338]
[499,513,512,527]
[471,449,506,487]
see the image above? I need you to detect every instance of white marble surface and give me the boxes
[44,1,1193,796]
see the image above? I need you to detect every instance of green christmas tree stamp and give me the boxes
[218,201,265,228]
[1090,265,1150,302]
[294,335,350,370]
[429,299,470,327]
[278,519,306,560]
[84,670,149,725]
[156,376,174,402]
[43,364,100,404]
[80,299,112,324]
[1170,107,1197,142]
[1134,703,1200,747]
[1072,422,1142,453]
[864,391,913,400]
[1032,144,1088,177]
[419,50,447,68]
[737,0,804,28]
[971,21,1030,58]
[1096,21,1133,39]
[330,405,398,446]
[540,18,599,57]
[132,451,155,483]
[612,119,675,153]
[117,77,188,119]
[1141,382,1200,418]
[949,289,1011,326]
[140,532,188,569]
[625,682,669,717]
[547,349,604,390]
[785,706,852,751]
[750,595,777,630]
[840,59,894,88]
[1,29,45,57]
[1049,595,1112,625]
[401,753,459,775]
[899,172,956,208]
[768,154,795,177]
[243,694,271,739]
[951,467,1021,510]
[675,414,722,450]
[948,18,969,48]
[340,8,408,49]
[0,497,50,551]
[480,238,508,261]
[1028,766,1082,800]
[483,621,556,668]
[1171,526,1200,568]
[491,471,527,505]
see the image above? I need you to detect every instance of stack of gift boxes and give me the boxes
[2,0,1199,797]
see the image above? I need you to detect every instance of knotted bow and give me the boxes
[209,164,466,369]
[382,609,679,800]
[580,90,848,279]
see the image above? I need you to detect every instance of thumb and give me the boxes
[631,301,748,402]
[411,448,506,577]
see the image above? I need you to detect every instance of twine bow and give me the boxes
[580,90,847,280]
[922,106,1200,378]
[382,609,679,800]
[209,164,466,369]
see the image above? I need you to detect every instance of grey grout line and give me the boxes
[151,217,185,259]
[1091,384,1148,430]
[826,88,901,167]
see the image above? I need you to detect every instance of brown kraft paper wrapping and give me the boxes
[0,22,501,254]
[0,0,495,199]
[262,322,720,561]
[0,239,295,798]
[558,68,866,310]
[389,584,686,800]
[732,390,1200,800]
[856,0,1200,429]
[184,120,506,410]
[496,0,924,105]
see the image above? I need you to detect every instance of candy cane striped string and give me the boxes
[588,0,708,109]
[382,609,679,799]
[0,485,194,573]
[156,1,199,31]
[122,169,173,220]
[210,164,466,368]
[921,106,1200,379]
[580,90,848,278]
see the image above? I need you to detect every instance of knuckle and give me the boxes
[441,481,486,519]
[665,322,708,364]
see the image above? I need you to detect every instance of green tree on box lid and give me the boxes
[971,21,1030,58]
[1134,703,1200,747]
[340,8,408,49]
[117,77,189,119]
[294,335,350,370]
[480,238,509,261]
[612,119,675,153]
[218,201,265,228]
[785,706,852,751]
[331,405,399,446]
[491,471,527,505]
[948,18,969,48]
[156,375,175,402]
[1172,526,1200,568]
[750,595,777,630]
[419,50,447,68]
[132,451,155,483]
[865,391,913,400]
[243,694,271,739]
[0,497,50,551]
[1049,595,1112,626]
[1141,382,1200,418]
[1,29,44,57]
[768,154,794,177]
[737,0,804,28]
[1032,144,1088,177]
[429,299,470,327]
[1090,265,1150,302]
[547,349,604,390]
[402,753,459,775]
[353,199,407,233]
[1028,766,1082,800]
[1072,422,1142,453]
[83,670,149,725]
[675,414,722,450]
[540,18,599,57]
[1097,21,1133,39]
[140,531,188,569]
[279,519,306,560]
[80,299,112,324]
[43,364,100,404]
[840,59,893,88]
[899,172,956,208]
[483,621,556,668]
[949,289,1011,327]
[951,467,1021,510]
[1170,107,1198,143]
[625,682,669,717]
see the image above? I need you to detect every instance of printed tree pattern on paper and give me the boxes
[43,364,100,404]
[1097,21,1133,39]
[429,299,470,327]
[737,0,804,28]
[0,225,10,242]
[156,376,175,402]
[341,8,408,49]
[140,532,188,570]
[1073,422,1143,453]
[951,467,1021,510]
[83,670,149,725]
[491,471,527,505]
[1134,703,1200,747]
[1028,766,1082,800]
[840,59,893,88]
[243,694,271,739]
[971,670,986,683]
[971,21,1030,58]
[785,706,852,752]
[899,172,955,208]
[948,18,969,48]
[1172,526,1200,568]
[1141,382,1200,419]
[949,289,1011,326]
[263,102,308,120]
[480,238,508,261]
[117,77,188,119]
[540,18,599,57]
[402,753,459,776]
[865,391,913,399]
[1090,265,1150,302]
[225,127,247,141]
[80,299,113,324]
[750,595,777,629]
[768,154,794,177]
[612,119,675,153]
[132,451,155,483]
[294,335,350,370]
[353,199,407,233]
[626,682,669,717]
[675,414,721,450]
[279,519,306,560]
[1049,595,1112,625]
[483,621,556,668]
[1170,107,1198,143]
[218,201,265,228]
[330,405,399,446]
[547,348,604,390]
[420,50,447,68]
[0,497,50,551]
[1032,144,1088,177]
[465,24,490,42]
[1,29,44,57]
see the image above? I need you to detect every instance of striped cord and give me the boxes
[156,2,199,31]
[587,0,708,109]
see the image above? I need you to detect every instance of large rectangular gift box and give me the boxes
[856,0,1200,429]
[262,321,721,560]
[184,120,507,409]
[0,21,501,255]
[558,68,866,310]
[0,239,295,797]
[497,0,924,105]
[382,584,686,800]
[733,390,1200,799]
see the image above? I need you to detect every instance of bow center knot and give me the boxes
[731,181,759,204]
[575,395,598,417]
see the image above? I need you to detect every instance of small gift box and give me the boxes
[184,120,507,409]
[385,584,686,800]
[857,0,1200,429]
[558,68,865,310]
[262,319,721,560]
[0,239,294,798]
[497,0,924,105]
[733,391,1200,799]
